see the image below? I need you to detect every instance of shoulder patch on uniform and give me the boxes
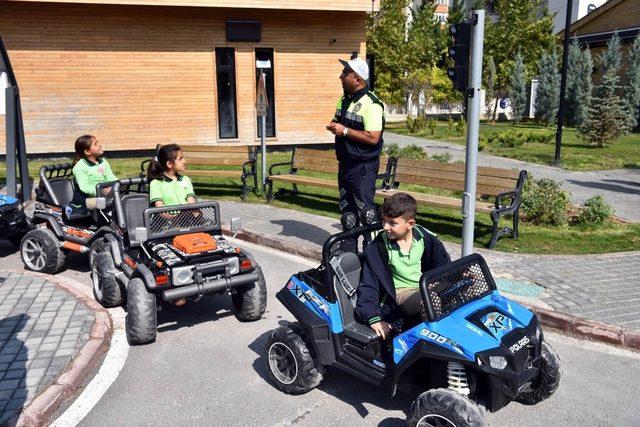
[352,103,362,114]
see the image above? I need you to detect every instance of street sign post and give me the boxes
[256,69,269,193]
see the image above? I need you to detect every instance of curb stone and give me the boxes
[2,270,113,427]
[222,226,640,353]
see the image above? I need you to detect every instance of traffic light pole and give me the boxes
[461,10,485,257]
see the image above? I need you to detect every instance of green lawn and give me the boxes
[2,153,639,255]
[387,121,640,171]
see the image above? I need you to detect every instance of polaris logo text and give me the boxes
[509,336,530,354]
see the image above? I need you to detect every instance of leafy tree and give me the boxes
[407,0,442,72]
[508,51,527,124]
[484,0,555,112]
[624,35,640,130]
[484,56,497,120]
[366,0,408,105]
[447,0,467,25]
[534,50,560,126]
[578,34,630,147]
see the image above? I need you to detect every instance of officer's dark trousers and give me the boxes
[337,157,379,251]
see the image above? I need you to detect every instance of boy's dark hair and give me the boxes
[380,192,417,220]
[147,144,182,180]
[73,135,97,164]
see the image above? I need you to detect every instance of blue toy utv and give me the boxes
[264,225,560,427]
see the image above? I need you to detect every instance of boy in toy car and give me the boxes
[356,193,451,339]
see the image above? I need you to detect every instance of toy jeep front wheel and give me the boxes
[125,278,157,345]
[516,341,561,405]
[91,252,123,308]
[407,388,486,427]
[265,323,325,395]
[231,267,267,322]
[20,228,65,274]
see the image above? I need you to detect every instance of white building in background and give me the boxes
[544,0,608,34]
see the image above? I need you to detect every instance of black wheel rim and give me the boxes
[268,342,298,385]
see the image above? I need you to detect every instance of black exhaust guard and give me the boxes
[162,272,259,302]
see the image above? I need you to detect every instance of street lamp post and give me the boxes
[554,0,574,166]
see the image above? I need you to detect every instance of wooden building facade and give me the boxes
[1,0,377,154]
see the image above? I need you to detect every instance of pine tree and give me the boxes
[624,35,640,130]
[576,47,594,126]
[509,51,527,124]
[447,0,466,25]
[484,56,497,120]
[564,40,582,126]
[578,34,629,147]
[534,50,560,126]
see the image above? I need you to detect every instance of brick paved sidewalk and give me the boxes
[385,132,640,223]
[219,201,640,331]
[0,272,96,424]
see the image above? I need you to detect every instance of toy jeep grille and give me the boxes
[145,201,221,240]
[420,253,497,322]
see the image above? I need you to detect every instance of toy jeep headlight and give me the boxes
[489,356,508,369]
[228,257,240,275]
[172,266,194,286]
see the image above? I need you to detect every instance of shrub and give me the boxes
[427,118,437,136]
[478,135,488,151]
[383,142,401,157]
[520,177,570,226]
[577,195,614,224]
[526,132,554,144]
[455,118,466,137]
[429,152,453,163]
[446,117,454,136]
[407,115,428,133]
[484,129,553,147]
[399,144,428,160]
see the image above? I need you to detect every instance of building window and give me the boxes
[215,48,238,139]
[255,48,276,138]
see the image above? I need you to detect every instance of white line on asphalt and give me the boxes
[51,308,129,427]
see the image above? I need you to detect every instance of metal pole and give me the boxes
[554,0,573,166]
[261,115,267,193]
[6,86,17,198]
[461,10,484,257]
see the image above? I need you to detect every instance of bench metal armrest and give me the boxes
[493,190,520,216]
[268,160,294,176]
[242,158,256,175]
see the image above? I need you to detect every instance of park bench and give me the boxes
[376,158,527,249]
[266,147,394,202]
[176,145,258,201]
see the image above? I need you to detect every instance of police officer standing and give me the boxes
[326,57,385,249]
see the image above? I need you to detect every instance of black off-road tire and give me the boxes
[265,323,325,395]
[516,341,561,405]
[125,278,157,345]
[231,267,267,322]
[91,252,123,308]
[20,228,65,274]
[407,388,486,427]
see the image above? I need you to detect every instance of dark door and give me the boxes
[215,48,238,139]
[255,48,276,138]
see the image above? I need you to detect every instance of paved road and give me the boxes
[3,242,636,426]
[386,132,640,223]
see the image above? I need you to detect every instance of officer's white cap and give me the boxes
[339,57,369,82]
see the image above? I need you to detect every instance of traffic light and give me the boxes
[447,20,472,92]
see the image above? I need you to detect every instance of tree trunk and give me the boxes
[492,94,500,122]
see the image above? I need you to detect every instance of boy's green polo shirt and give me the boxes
[72,157,118,197]
[149,174,195,206]
[383,227,426,291]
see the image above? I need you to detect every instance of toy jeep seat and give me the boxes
[332,252,379,344]
[120,193,149,245]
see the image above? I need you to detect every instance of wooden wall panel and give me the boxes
[0,3,367,153]
[9,0,378,12]
[573,1,640,35]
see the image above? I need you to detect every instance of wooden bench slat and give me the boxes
[295,148,336,159]
[375,189,494,213]
[188,170,241,178]
[188,157,248,166]
[396,158,520,180]
[181,145,254,154]
[393,174,508,196]
[269,174,338,189]
[395,168,517,192]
